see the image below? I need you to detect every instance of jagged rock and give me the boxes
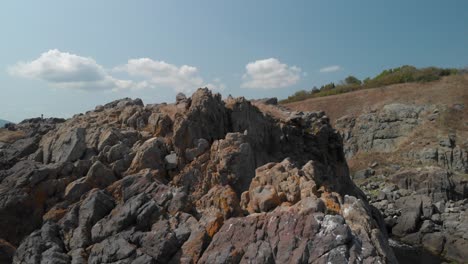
[176,92,187,103]
[199,204,394,264]
[393,196,423,237]
[2,88,398,263]
[389,168,464,201]
[42,127,87,164]
[444,237,468,263]
[97,128,121,151]
[127,137,167,174]
[86,161,117,188]
[147,112,173,136]
[64,161,116,201]
[91,193,154,242]
[0,160,75,245]
[422,232,445,255]
[207,132,255,195]
[185,138,209,162]
[197,185,242,219]
[62,189,116,249]
[88,235,137,264]
[13,222,69,264]
[173,88,228,154]
[336,104,424,157]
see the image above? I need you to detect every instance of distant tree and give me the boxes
[280,65,461,104]
[321,82,335,91]
[344,75,362,85]
[363,77,371,85]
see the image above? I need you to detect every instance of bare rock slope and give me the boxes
[0,89,396,263]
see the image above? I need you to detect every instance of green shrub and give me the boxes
[279,65,461,104]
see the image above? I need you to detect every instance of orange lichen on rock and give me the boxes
[205,213,224,237]
[320,191,341,215]
[43,208,68,221]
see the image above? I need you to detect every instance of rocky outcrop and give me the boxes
[336,104,425,158]
[332,100,468,262]
[0,89,397,263]
[358,166,468,262]
[337,103,468,174]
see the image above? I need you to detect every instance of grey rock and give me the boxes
[66,190,115,249]
[353,168,375,179]
[164,152,178,170]
[336,103,424,157]
[444,237,468,263]
[13,222,69,264]
[85,161,117,189]
[88,235,136,264]
[257,97,278,105]
[139,220,181,262]
[91,193,151,242]
[393,196,422,237]
[46,128,87,164]
[184,138,209,161]
[128,137,167,174]
[176,92,187,103]
[422,232,445,255]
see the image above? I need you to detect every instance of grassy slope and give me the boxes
[284,74,468,173]
[284,74,468,124]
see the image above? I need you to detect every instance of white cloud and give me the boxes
[8,49,131,90]
[205,78,226,92]
[319,65,341,73]
[8,49,226,93]
[241,58,301,89]
[9,50,220,93]
[115,58,213,93]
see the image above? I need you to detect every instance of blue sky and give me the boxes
[1,0,467,122]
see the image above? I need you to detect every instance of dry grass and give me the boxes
[284,74,468,125]
[0,129,25,143]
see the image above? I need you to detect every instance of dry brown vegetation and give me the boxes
[284,74,468,125]
[0,129,25,143]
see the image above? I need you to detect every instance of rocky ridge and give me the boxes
[0,89,397,263]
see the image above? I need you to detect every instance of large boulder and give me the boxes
[42,127,87,164]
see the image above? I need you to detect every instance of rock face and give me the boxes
[336,104,424,157]
[0,88,396,263]
[333,102,468,262]
[337,103,468,174]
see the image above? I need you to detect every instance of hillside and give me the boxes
[285,74,468,123]
[280,65,460,104]
[285,74,468,262]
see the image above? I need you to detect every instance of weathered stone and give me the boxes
[393,196,422,237]
[13,222,69,264]
[164,152,178,170]
[422,232,445,255]
[444,237,468,263]
[128,137,167,174]
[4,89,398,264]
[46,127,87,164]
[88,235,136,264]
